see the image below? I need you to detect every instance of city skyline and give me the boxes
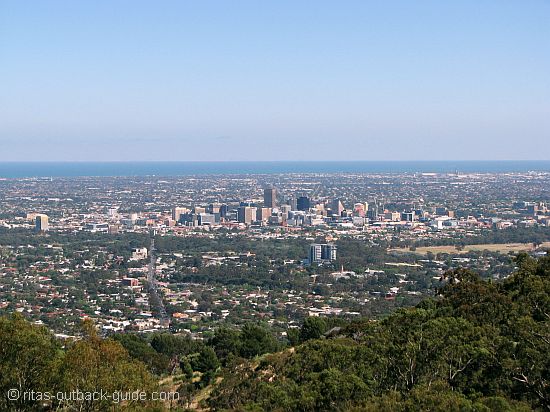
[2,2,550,408]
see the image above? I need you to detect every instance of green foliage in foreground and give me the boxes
[0,317,157,411]
[208,254,550,411]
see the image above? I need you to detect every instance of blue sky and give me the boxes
[1,0,549,161]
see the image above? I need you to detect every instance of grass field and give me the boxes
[389,242,550,255]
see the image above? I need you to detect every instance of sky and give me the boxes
[0,0,549,161]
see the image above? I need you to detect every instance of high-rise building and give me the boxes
[256,207,272,222]
[289,197,298,211]
[280,204,292,219]
[297,196,310,211]
[309,243,337,264]
[35,214,49,232]
[107,207,119,218]
[435,207,447,216]
[172,207,187,222]
[353,203,366,217]
[367,202,379,220]
[219,204,229,218]
[263,187,277,208]
[526,203,538,215]
[401,211,415,222]
[198,213,217,225]
[208,203,221,214]
[309,244,323,263]
[238,206,257,224]
[331,199,345,216]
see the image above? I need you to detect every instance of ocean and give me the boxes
[0,161,550,178]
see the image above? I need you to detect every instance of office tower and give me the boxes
[323,244,337,261]
[353,203,365,217]
[435,207,447,216]
[238,206,257,224]
[289,197,298,211]
[263,187,277,208]
[367,203,378,220]
[309,244,323,263]
[385,211,401,221]
[198,213,217,225]
[256,207,272,222]
[219,204,229,218]
[309,243,337,264]
[178,212,196,226]
[401,211,415,222]
[208,203,221,214]
[526,204,538,215]
[280,204,292,218]
[107,207,118,218]
[331,199,345,216]
[172,207,187,222]
[297,196,310,211]
[35,214,49,232]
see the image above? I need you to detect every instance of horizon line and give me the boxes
[1,160,550,163]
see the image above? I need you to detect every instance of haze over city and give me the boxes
[1,0,549,161]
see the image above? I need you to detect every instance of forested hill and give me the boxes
[209,254,549,411]
[1,254,549,411]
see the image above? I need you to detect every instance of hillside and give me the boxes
[207,254,549,411]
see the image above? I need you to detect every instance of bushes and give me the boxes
[208,256,550,411]
[0,316,157,411]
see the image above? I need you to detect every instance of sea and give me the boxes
[0,161,550,178]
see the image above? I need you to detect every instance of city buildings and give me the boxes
[297,196,310,211]
[238,206,257,225]
[1,171,550,338]
[309,243,337,264]
[172,207,187,222]
[263,187,277,208]
[331,199,345,216]
[35,214,49,232]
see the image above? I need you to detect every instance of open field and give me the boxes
[389,242,550,255]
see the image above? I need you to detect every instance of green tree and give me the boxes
[0,314,62,411]
[191,346,220,374]
[210,327,241,365]
[60,320,157,411]
[239,323,279,358]
[299,317,328,342]
[113,334,170,375]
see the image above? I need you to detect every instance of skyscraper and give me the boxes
[297,196,310,211]
[309,243,337,264]
[219,204,229,218]
[35,214,49,232]
[256,207,272,222]
[238,206,257,224]
[331,198,345,216]
[367,201,379,220]
[172,207,187,222]
[263,187,277,208]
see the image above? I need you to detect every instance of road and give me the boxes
[147,236,169,324]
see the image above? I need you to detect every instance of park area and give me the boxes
[390,242,550,255]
